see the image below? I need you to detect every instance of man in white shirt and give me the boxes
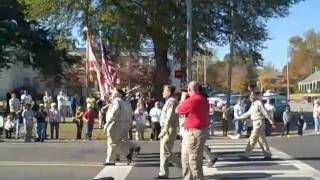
[264,98,276,136]
[57,91,67,122]
[21,90,32,105]
[149,101,162,141]
[9,93,20,118]
[232,99,245,139]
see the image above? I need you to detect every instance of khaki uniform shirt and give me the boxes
[239,100,272,124]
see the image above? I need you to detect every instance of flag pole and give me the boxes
[84,26,89,97]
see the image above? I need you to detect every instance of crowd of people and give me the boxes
[1,81,319,180]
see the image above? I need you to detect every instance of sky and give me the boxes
[216,0,320,71]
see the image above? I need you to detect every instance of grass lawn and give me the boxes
[53,121,152,140]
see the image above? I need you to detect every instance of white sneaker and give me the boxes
[286,135,290,137]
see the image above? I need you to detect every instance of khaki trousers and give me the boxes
[244,120,271,158]
[106,123,132,163]
[24,121,33,142]
[182,128,209,180]
[159,127,181,176]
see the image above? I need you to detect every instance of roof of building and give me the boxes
[298,71,320,83]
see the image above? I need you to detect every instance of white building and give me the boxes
[0,62,46,99]
[297,71,320,92]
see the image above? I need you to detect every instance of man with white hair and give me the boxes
[21,90,32,106]
[104,88,140,166]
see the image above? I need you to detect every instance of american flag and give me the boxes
[101,43,119,93]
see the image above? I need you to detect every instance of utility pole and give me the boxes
[196,57,199,81]
[287,47,290,100]
[226,0,235,109]
[204,55,207,84]
[186,0,193,83]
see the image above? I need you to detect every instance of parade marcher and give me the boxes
[134,102,148,141]
[297,108,305,136]
[83,106,96,141]
[9,93,20,120]
[233,99,245,139]
[43,91,53,139]
[35,104,47,142]
[48,103,60,139]
[282,106,292,137]
[264,98,276,136]
[4,115,15,139]
[57,91,67,122]
[75,106,85,139]
[149,101,162,141]
[21,90,32,106]
[234,90,275,160]
[154,85,181,179]
[22,104,34,142]
[176,81,210,180]
[104,89,139,166]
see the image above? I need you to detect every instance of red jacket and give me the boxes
[83,109,96,124]
[177,93,209,129]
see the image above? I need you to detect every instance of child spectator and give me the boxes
[282,106,291,137]
[222,105,230,136]
[35,104,47,142]
[83,106,96,141]
[297,108,305,136]
[4,115,15,138]
[134,102,148,141]
[75,106,85,139]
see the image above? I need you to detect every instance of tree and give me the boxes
[22,0,302,97]
[0,0,77,80]
[286,29,320,86]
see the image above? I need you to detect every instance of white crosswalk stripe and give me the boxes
[93,138,320,180]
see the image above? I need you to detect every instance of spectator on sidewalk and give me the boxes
[21,90,32,106]
[49,103,60,139]
[233,99,245,139]
[264,98,276,136]
[313,100,320,134]
[4,115,15,139]
[15,106,24,139]
[222,105,230,137]
[149,101,162,141]
[83,106,96,141]
[43,91,52,139]
[71,94,78,117]
[75,106,85,139]
[9,93,20,120]
[282,106,292,137]
[57,91,67,122]
[297,108,305,136]
[134,102,147,141]
[35,104,47,142]
[22,104,34,142]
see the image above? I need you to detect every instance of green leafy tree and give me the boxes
[22,0,302,97]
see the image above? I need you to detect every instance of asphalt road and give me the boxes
[0,141,107,180]
[270,135,320,172]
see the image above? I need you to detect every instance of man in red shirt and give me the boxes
[83,106,96,141]
[176,81,209,180]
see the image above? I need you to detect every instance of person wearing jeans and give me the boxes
[35,104,47,142]
[75,106,85,139]
[282,106,291,137]
[83,106,96,141]
[315,100,320,134]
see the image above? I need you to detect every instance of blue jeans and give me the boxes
[86,123,94,140]
[37,122,45,140]
[314,118,320,133]
[235,120,243,135]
